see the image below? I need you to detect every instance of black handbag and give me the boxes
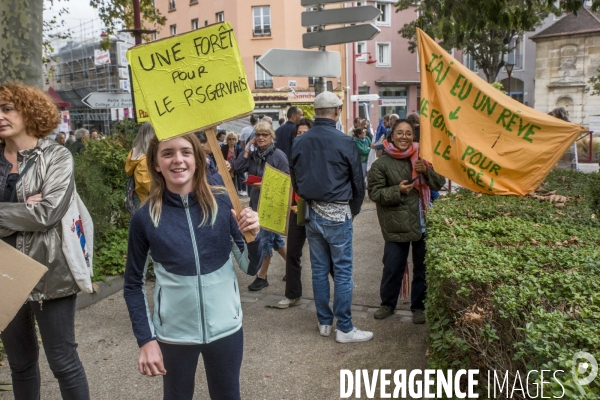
[297,198,311,226]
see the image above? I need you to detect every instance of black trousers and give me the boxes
[285,212,306,299]
[159,328,244,400]
[285,212,335,299]
[1,294,90,400]
[380,234,427,311]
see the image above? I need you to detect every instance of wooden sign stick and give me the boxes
[205,127,255,243]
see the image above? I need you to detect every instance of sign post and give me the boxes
[300,2,380,99]
[350,94,380,102]
[128,22,256,241]
[82,93,132,109]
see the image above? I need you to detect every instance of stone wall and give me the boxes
[534,33,600,127]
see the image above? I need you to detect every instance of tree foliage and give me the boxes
[395,0,599,83]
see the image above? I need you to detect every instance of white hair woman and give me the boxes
[234,121,288,291]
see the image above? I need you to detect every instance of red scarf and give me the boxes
[383,140,432,212]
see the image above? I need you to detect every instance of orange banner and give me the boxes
[417,28,584,195]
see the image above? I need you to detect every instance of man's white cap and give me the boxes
[314,91,343,109]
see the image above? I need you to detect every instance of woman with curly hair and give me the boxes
[0,83,90,399]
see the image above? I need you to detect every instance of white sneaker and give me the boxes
[276,297,302,309]
[318,323,332,337]
[335,327,374,343]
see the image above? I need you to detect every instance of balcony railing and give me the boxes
[255,80,273,88]
[253,27,271,37]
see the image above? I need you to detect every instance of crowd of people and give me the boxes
[1,82,451,400]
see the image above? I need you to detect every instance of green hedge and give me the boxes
[426,169,600,399]
[73,120,137,280]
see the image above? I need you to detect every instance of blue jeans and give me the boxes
[0,294,89,400]
[260,229,285,258]
[305,208,354,333]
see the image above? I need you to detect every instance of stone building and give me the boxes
[531,8,600,127]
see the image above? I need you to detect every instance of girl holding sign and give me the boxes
[124,133,263,399]
[0,83,90,399]
[234,121,288,291]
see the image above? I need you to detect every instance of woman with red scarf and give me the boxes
[367,119,445,324]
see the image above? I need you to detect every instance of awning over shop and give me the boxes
[47,87,71,109]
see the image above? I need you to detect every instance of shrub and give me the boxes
[73,120,137,279]
[426,169,600,399]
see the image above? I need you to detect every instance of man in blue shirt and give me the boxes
[275,106,303,161]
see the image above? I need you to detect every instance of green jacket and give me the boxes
[368,153,445,242]
[354,137,372,162]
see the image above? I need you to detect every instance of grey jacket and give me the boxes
[0,138,79,301]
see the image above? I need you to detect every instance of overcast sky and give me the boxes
[44,0,102,32]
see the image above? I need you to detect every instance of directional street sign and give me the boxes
[350,94,380,102]
[303,24,380,49]
[257,49,340,78]
[82,93,132,109]
[301,6,380,27]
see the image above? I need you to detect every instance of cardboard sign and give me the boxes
[257,164,292,235]
[416,28,584,195]
[127,22,255,140]
[0,240,48,331]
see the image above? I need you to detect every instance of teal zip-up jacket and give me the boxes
[124,187,263,347]
[354,136,372,163]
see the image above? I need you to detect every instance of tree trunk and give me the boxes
[0,0,43,87]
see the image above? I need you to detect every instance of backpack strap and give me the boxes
[10,146,43,202]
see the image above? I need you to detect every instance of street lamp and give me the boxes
[352,48,377,120]
[505,62,515,100]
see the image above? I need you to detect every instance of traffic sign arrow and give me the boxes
[302,6,381,27]
[303,24,380,49]
[81,93,133,109]
[301,0,347,6]
[257,49,340,78]
[350,94,380,102]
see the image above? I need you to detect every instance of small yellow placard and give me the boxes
[258,164,292,235]
[127,22,254,140]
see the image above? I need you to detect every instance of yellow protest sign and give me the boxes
[130,67,149,122]
[258,164,292,235]
[127,22,254,140]
[416,28,584,195]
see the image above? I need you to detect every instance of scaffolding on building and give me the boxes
[45,19,133,134]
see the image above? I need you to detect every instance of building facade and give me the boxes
[346,1,420,128]
[154,0,348,129]
[44,21,134,133]
[531,8,600,126]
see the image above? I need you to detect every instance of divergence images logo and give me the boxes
[572,352,598,386]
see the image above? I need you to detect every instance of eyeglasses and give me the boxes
[255,133,270,138]
[227,138,237,141]
[395,131,414,138]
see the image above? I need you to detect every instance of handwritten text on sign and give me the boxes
[258,165,292,236]
[416,29,583,195]
[127,22,254,140]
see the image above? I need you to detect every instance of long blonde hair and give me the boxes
[146,133,221,227]
[132,122,155,160]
